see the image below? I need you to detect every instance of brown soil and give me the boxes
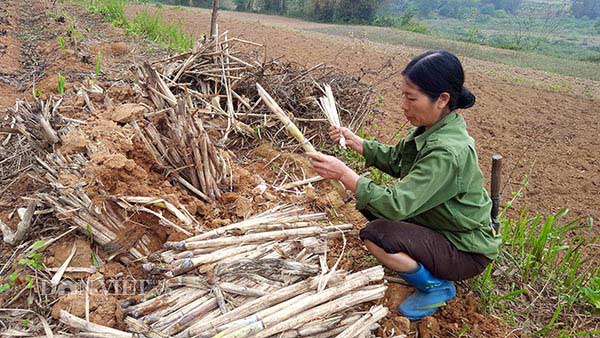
[51,292,125,329]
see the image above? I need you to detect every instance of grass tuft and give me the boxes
[472,207,599,336]
[77,0,194,52]
[57,74,66,95]
[128,10,194,52]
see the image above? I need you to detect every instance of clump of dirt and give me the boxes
[51,292,125,329]
[106,84,138,103]
[46,238,94,279]
[61,129,89,154]
[105,103,148,123]
[437,291,510,337]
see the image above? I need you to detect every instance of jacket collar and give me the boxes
[405,112,459,151]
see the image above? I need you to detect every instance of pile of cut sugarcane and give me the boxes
[116,206,388,338]
[34,152,200,263]
[133,99,230,202]
[133,32,374,150]
[1,29,389,337]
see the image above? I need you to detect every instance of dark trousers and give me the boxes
[358,209,491,281]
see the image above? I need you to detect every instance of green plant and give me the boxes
[472,207,598,335]
[69,22,84,44]
[84,0,128,28]
[32,88,43,98]
[95,52,102,78]
[57,74,66,95]
[0,271,19,294]
[58,36,66,49]
[370,167,394,185]
[18,251,43,270]
[580,275,600,311]
[129,10,194,52]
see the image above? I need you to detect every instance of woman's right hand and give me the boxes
[329,126,364,155]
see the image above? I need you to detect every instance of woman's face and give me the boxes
[400,78,449,128]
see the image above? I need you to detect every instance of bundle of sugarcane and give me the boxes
[119,206,390,338]
[10,98,63,150]
[1,98,85,180]
[123,250,386,338]
[34,153,198,263]
[134,99,228,201]
[157,205,352,277]
[125,237,326,336]
[150,267,385,337]
[317,83,345,148]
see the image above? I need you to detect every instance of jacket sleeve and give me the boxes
[355,147,459,220]
[362,139,403,177]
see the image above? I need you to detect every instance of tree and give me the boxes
[571,0,600,19]
[334,0,381,23]
[483,0,523,13]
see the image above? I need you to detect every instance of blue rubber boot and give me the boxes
[397,263,456,321]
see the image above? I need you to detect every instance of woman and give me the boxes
[308,50,501,320]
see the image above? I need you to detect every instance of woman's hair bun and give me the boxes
[455,86,476,110]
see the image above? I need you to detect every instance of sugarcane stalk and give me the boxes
[256,83,349,200]
[125,287,188,316]
[335,305,388,338]
[244,285,387,338]
[175,225,351,251]
[125,316,168,338]
[59,310,134,338]
[167,244,258,277]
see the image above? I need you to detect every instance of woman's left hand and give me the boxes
[306,152,350,180]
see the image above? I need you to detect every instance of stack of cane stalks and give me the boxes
[118,206,387,338]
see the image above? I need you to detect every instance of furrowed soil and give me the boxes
[0,1,597,337]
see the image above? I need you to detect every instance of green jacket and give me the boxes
[355,112,502,259]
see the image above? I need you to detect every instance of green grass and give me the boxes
[86,0,129,28]
[74,0,193,52]
[95,51,102,78]
[128,10,194,52]
[58,36,66,49]
[471,207,599,336]
[57,74,66,95]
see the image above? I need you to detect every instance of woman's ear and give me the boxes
[437,92,451,110]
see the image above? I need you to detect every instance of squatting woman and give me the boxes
[308,50,501,320]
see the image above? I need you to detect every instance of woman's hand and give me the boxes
[329,126,364,155]
[307,152,360,192]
